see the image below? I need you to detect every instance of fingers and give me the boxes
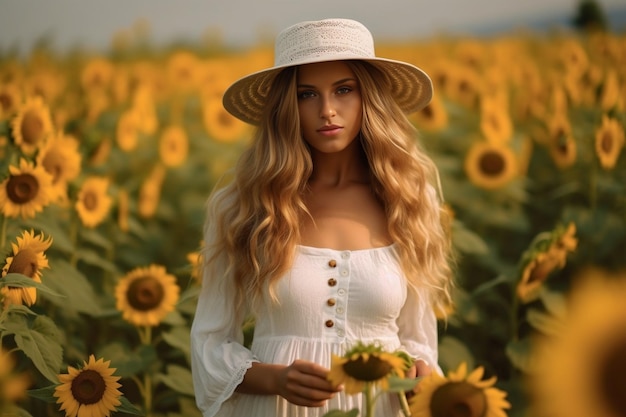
[278,360,342,407]
[414,359,432,377]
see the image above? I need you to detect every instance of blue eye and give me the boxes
[337,86,352,95]
[297,90,315,100]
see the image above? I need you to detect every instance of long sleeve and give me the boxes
[396,286,441,373]
[190,201,259,417]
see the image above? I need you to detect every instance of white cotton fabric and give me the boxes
[190,244,439,417]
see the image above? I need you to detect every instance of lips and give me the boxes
[317,124,342,133]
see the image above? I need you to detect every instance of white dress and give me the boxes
[190,244,439,417]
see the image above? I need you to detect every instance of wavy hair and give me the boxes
[202,61,453,314]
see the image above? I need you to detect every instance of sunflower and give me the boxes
[166,50,201,93]
[464,141,518,190]
[410,93,448,132]
[516,222,578,303]
[599,69,623,112]
[202,95,249,143]
[10,96,54,155]
[410,362,510,417]
[138,164,166,219]
[0,82,22,121]
[75,177,113,228]
[530,267,626,417]
[0,347,31,405]
[36,131,82,204]
[115,264,180,327]
[1,230,53,307]
[0,158,53,219]
[479,95,513,145]
[54,355,122,417]
[159,125,189,167]
[327,342,408,395]
[131,84,158,135]
[543,112,578,169]
[80,57,114,92]
[116,109,140,152]
[595,115,624,170]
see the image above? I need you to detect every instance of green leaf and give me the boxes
[0,273,63,297]
[27,385,58,403]
[526,308,565,336]
[322,409,359,417]
[75,248,120,273]
[0,404,34,417]
[162,326,191,358]
[438,335,475,372]
[538,288,567,320]
[452,222,490,255]
[40,259,102,316]
[506,338,536,374]
[13,315,63,383]
[116,396,145,415]
[157,364,195,396]
[387,375,420,392]
[96,342,157,378]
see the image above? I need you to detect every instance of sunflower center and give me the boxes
[126,276,165,311]
[6,174,39,204]
[83,191,99,211]
[6,248,38,278]
[600,131,613,153]
[42,153,64,183]
[0,92,13,112]
[598,336,626,416]
[342,355,392,382]
[71,369,106,405]
[421,105,434,120]
[479,151,505,176]
[21,110,44,145]
[430,381,487,417]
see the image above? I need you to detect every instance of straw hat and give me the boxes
[222,18,433,125]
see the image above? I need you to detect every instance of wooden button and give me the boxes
[327,298,336,306]
[328,278,337,286]
[325,320,334,327]
[328,259,337,268]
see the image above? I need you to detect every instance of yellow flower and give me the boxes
[202,95,249,143]
[11,96,54,155]
[75,177,113,228]
[117,188,129,233]
[410,362,511,417]
[543,112,577,169]
[80,57,114,92]
[530,267,626,417]
[166,50,201,93]
[0,347,31,405]
[0,158,53,219]
[0,82,22,121]
[464,141,518,190]
[480,95,513,145]
[54,355,122,417]
[115,264,180,327]
[36,131,82,204]
[410,93,449,132]
[1,230,53,307]
[138,164,166,219]
[516,222,578,303]
[595,115,624,170]
[116,109,140,152]
[599,69,623,112]
[131,84,158,135]
[159,125,189,167]
[327,342,408,394]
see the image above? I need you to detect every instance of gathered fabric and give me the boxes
[191,244,439,417]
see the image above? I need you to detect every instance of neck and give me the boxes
[308,141,370,187]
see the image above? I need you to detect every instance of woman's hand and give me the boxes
[276,359,342,407]
[405,359,431,399]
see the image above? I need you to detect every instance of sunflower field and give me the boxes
[0,20,625,417]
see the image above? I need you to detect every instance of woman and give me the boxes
[191,18,454,417]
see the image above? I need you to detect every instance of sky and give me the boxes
[0,0,624,54]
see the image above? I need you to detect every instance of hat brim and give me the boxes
[222,56,433,125]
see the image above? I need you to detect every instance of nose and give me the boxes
[319,95,336,119]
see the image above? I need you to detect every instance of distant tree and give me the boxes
[573,0,608,32]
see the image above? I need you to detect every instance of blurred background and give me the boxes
[1,1,625,417]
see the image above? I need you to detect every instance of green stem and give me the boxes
[398,391,412,417]
[364,383,374,417]
[69,213,79,268]
[144,372,153,417]
[0,214,7,250]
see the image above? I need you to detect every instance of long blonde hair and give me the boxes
[202,61,453,313]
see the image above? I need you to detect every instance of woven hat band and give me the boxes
[275,19,376,66]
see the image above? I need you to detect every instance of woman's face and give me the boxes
[296,61,363,154]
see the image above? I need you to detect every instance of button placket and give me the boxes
[323,252,350,338]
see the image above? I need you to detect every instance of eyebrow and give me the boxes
[297,77,357,89]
